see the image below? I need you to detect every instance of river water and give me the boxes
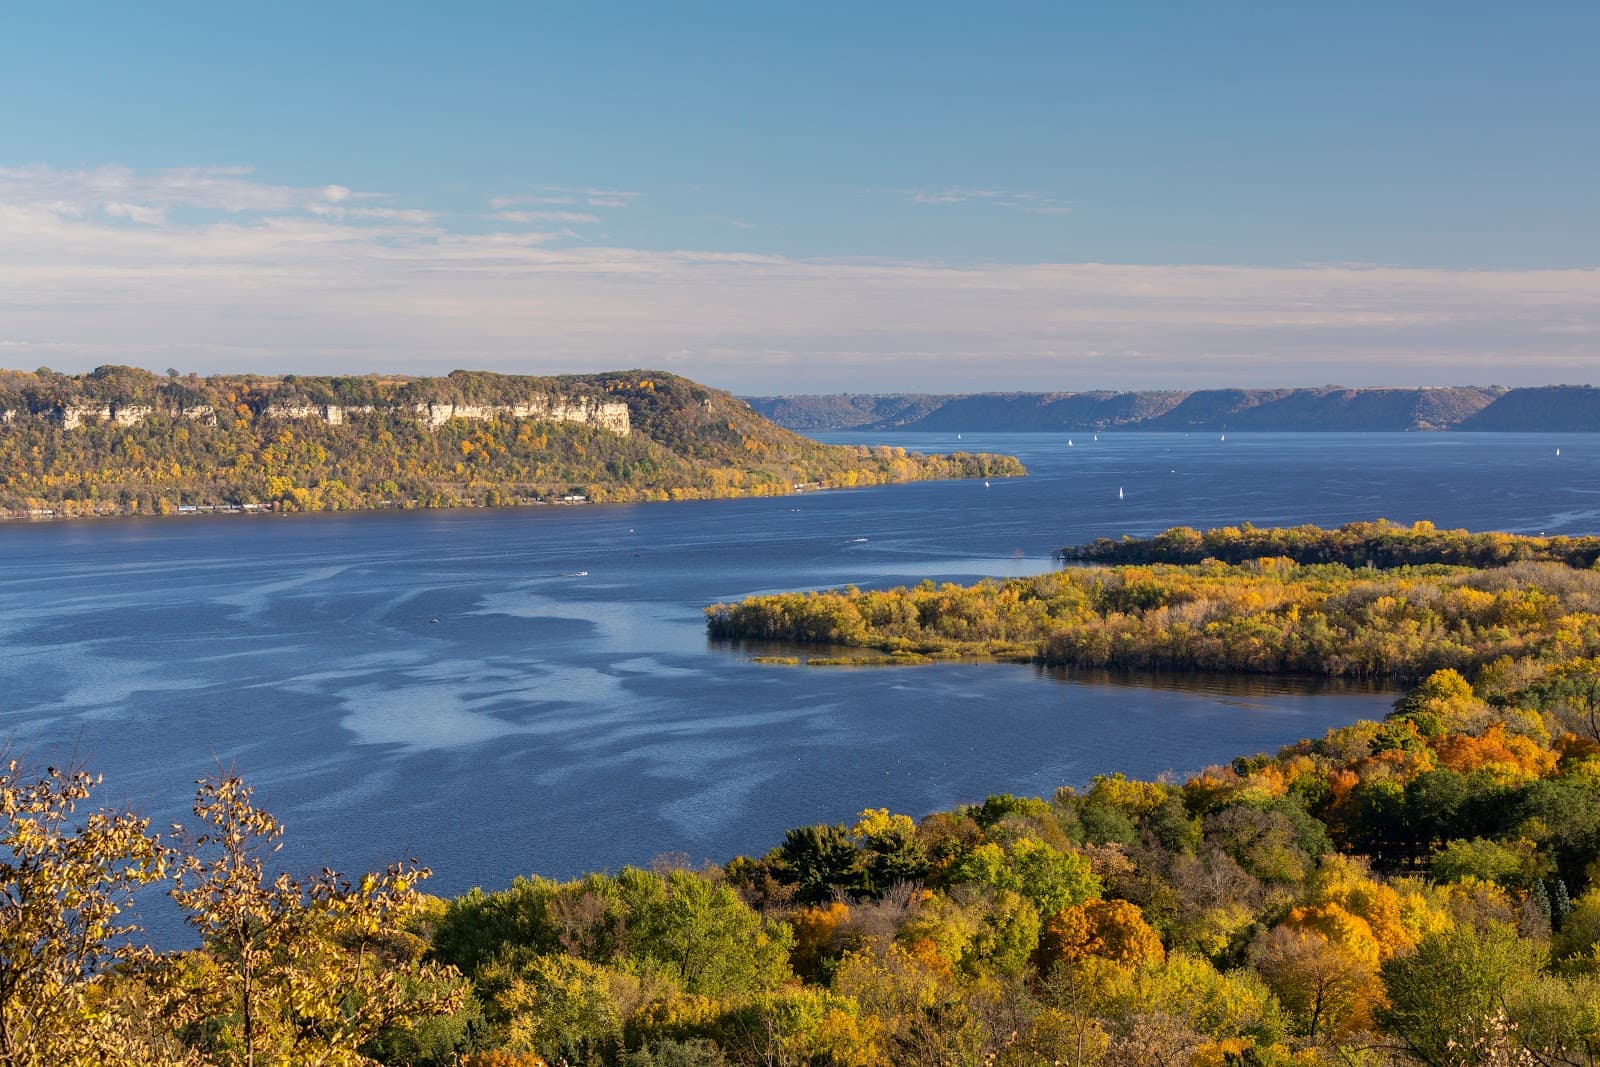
[0,432,1590,926]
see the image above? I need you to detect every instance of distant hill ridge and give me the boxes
[746,385,1600,432]
[0,366,1022,518]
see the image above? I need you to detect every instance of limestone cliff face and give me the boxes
[61,404,113,429]
[31,395,630,436]
[58,402,205,428]
[322,404,374,426]
[60,403,161,428]
[262,403,324,421]
[408,397,631,434]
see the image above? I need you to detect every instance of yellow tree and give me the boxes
[1305,855,1417,961]
[789,901,852,981]
[1034,899,1165,970]
[833,944,985,1066]
[0,756,169,1067]
[1251,925,1376,1040]
[168,773,463,1067]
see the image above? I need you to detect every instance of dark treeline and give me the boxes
[1060,519,1600,570]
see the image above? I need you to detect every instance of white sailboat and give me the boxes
[1118,486,1124,500]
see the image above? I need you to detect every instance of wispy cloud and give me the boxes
[491,210,601,224]
[904,186,1073,215]
[0,164,380,218]
[489,194,577,208]
[0,164,1595,392]
[582,189,639,209]
[102,201,166,225]
[309,204,438,224]
[489,186,640,211]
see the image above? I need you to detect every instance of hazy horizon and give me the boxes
[1,363,1584,399]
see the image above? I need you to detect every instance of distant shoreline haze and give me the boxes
[744,385,1600,433]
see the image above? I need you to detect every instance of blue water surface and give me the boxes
[0,431,1590,939]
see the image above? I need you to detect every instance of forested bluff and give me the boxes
[12,523,1600,1066]
[745,385,1600,433]
[0,366,1022,518]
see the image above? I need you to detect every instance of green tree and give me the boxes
[1380,922,1545,1067]
[614,868,794,996]
[947,839,1101,915]
[430,878,563,977]
[620,1038,730,1067]
[1553,886,1600,965]
[495,955,628,1065]
[1431,837,1545,890]
[778,824,862,904]
[1513,776,1600,890]
[851,809,930,894]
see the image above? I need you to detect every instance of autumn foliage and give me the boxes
[711,533,1600,681]
[1034,899,1165,968]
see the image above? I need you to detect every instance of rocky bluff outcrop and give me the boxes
[38,403,162,429]
[11,393,630,436]
[406,397,630,434]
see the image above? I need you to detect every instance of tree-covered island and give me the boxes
[707,520,1600,681]
[0,366,1023,518]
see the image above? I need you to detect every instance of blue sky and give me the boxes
[2,3,1597,391]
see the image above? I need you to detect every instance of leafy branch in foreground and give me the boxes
[0,755,167,1067]
[167,773,465,1067]
[0,761,463,1067]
